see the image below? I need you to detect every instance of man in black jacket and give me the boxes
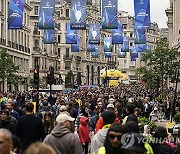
[16,102,45,151]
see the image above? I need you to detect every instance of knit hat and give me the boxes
[108,98,115,104]
[101,111,116,125]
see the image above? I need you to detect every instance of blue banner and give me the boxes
[66,22,78,44]
[70,0,87,29]
[137,44,147,52]
[43,29,55,44]
[104,52,112,58]
[88,23,100,44]
[104,37,113,52]
[122,36,130,52]
[118,45,126,58]
[112,22,123,44]
[38,0,55,29]
[87,43,96,52]
[131,50,138,61]
[134,0,150,29]
[8,0,25,29]
[102,0,118,29]
[134,29,146,44]
[92,46,99,58]
[71,36,80,52]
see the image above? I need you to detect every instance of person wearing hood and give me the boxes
[92,124,125,154]
[44,113,83,154]
[150,107,160,122]
[91,111,116,153]
[78,116,90,154]
[143,125,152,138]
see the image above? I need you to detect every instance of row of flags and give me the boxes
[8,0,151,60]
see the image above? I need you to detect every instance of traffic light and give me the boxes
[34,68,39,86]
[46,66,55,85]
[77,72,82,86]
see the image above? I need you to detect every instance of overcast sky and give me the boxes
[118,0,170,28]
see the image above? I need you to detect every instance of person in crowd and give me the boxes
[78,116,91,154]
[0,128,16,154]
[12,135,21,154]
[0,110,15,134]
[16,102,45,152]
[6,100,19,120]
[125,103,138,125]
[44,113,83,154]
[90,106,100,133]
[122,133,147,154]
[43,112,54,136]
[59,105,70,115]
[144,97,151,118]
[150,126,180,154]
[143,125,152,138]
[91,111,116,153]
[51,98,60,117]
[150,107,160,122]
[67,102,78,119]
[24,142,56,154]
[92,124,125,154]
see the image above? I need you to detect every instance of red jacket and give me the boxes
[78,116,90,143]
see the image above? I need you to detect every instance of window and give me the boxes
[34,39,39,47]
[58,35,61,43]
[34,6,39,15]
[130,42,133,46]
[57,11,61,17]
[130,33,133,38]
[58,48,61,57]
[66,9,69,17]
[34,22,38,28]
[57,23,61,30]
[66,48,69,57]
[122,24,127,29]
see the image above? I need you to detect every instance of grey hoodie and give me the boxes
[90,128,109,153]
[44,124,83,154]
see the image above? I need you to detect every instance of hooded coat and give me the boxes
[78,116,90,144]
[44,124,83,154]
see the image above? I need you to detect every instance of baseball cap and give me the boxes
[108,98,115,104]
[56,114,75,123]
[107,104,115,109]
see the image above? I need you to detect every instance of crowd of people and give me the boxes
[0,83,180,154]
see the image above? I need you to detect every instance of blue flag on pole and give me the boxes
[118,45,126,58]
[104,37,113,52]
[131,50,138,61]
[43,29,55,44]
[134,0,151,29]
[112,22,123,44]
[88,23,100,44]
[91,46,99,58]
[137,44,147,52]
[8,0,25,29]
[66,22,78,44]
[71,36,80,52]
[87,44,96,52]
[38,0,55,29]
[122,36,130,52]
[134,29,146,44]
[70,0,87,29]
[102,0,118,29]
[104,52,112,58]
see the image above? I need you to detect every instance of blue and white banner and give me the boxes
[43,29,55,44]
[131,50,138,61]
[134,29,146,44]
[38,0,55,29]
[137,44,147,52]
[8,0,25,29]
[102,0,118,29]
[88,23,100,44]
[66,22,78,44]
[104,52,112,58]
[134,0,151,29]
[91,46,99,58]
[87,44,96,52]
[122,36,130,52]
[112,22,123,44]
[71,36,80,52]
[104,37,113,52]
[70,0,87,29]
[118,45,126,58]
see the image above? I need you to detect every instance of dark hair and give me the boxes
[155,126,168,139]
[25,102,34,113]
[102,111,116,125]
[126,103,135,114]
[108,123,126,133]
[0,110,9,116]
